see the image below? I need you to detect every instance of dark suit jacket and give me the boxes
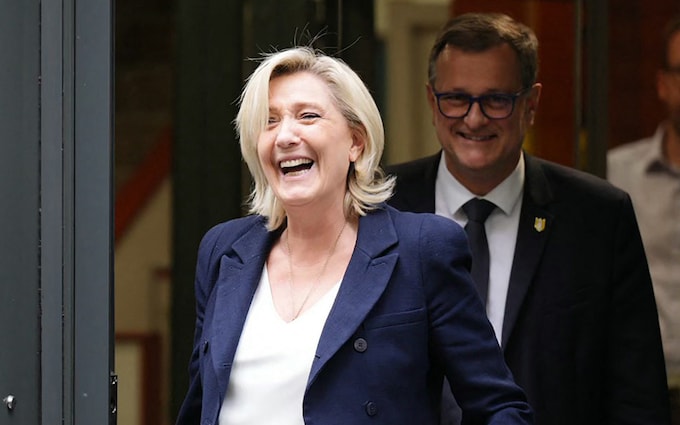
[175,205,533,425]
[385,152,671,425]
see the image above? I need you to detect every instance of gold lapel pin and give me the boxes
[534,217,546,232]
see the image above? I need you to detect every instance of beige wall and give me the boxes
[115,177,172,425]
[115,178,172,333]
[380,0,450,164]
[375,0,449,37]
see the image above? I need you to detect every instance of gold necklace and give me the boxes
[285,221,347,321]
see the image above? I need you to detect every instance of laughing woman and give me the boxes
[175,46,533,425]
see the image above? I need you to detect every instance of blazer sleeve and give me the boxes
[418,215,534,424]
[606,194,670,424]
[175,223,225,425]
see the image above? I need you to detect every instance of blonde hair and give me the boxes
[235,46,394,230]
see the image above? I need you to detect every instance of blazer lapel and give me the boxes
[209,221,277,396]
[308,207,399,386]
[501,155,554,348]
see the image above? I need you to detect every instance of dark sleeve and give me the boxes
[420,215,534,424]
[174,224,223,425]
[606,194,671,424]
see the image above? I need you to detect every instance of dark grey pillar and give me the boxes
[0,0,41,420]
[1,0,114,423]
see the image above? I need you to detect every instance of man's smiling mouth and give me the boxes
[458,132,495,141]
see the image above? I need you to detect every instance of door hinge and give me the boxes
[109,372,118,425]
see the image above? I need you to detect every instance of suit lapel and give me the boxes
[206,210,400,394]
[209,221,276,395]
[308,207,399,386]
[501,155,554,348]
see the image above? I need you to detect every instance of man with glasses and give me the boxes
[386,12,670,425]
[608,16,680,425]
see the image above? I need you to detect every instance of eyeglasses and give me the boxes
[432,88,528,120]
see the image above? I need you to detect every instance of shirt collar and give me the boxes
[644,124,680,176]
[436,151,525,221]
[643,125,668,172]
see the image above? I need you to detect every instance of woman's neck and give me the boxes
[284,212,354,259]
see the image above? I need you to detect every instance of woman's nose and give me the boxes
[274,117,300,147]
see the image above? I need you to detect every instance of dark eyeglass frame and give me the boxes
[432,88,529,120]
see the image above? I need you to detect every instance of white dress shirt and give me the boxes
[608,124,680,383]
[435,152,525,343]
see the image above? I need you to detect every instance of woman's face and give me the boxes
[258,71,363,213]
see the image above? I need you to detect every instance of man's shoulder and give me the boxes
[610,137,654,153]
[383,153,440,212]
[609,137,655,161]
[526,155,626,202]
[384,152,440,177]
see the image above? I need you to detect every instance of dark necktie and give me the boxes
[462,198,496,305]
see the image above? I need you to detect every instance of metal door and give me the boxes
[0,0,114,423]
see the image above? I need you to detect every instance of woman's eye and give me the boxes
[300,112,320,120]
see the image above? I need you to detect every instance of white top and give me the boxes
[219,266,341,425]
[435,151,525,343]
[608,124,680,382]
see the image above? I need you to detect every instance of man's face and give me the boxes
[658,31,680,135]
[427,44,541,195]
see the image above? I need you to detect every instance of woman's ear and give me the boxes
[349,129,366,162]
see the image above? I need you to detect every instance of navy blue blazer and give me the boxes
[175,205,533,425]
[386,152,671,425]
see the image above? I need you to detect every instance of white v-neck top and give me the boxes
[219,266,341,425]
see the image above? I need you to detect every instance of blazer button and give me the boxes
[364,401,378,416]
[353,338,368,352]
